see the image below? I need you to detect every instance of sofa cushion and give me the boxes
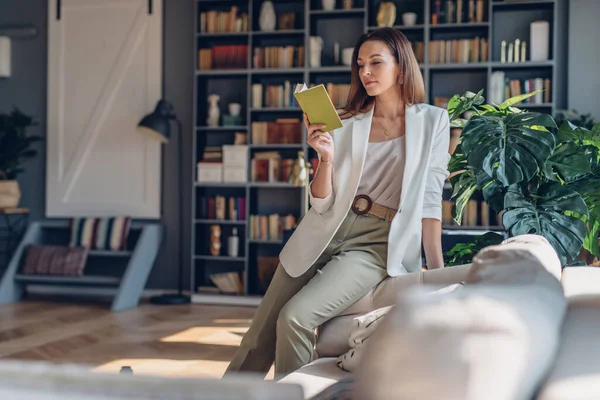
[353,235,567,400]
[316,264,471,357]
[278,358,349,400]
[536,267,600,400]
[0,359,304,400]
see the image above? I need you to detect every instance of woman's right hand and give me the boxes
[304,114,334,163]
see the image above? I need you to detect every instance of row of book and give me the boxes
[198,45,248,70]
[198,196,247,221]
[490,71,551,105]
[251,119,302,145]
[442,199,502,227]
[199,6,249,33]
[429,37,489,64]
[208,272,244,294]
[252,46,305,69]
[431,0,486,25]
[249,214,297,241]
[251,81,297,109]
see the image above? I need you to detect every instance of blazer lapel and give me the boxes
[400,104,423,208]
[351,106,374,180]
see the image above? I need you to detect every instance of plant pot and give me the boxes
[0,179,21,209]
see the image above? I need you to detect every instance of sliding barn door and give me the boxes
[46,0,163,218]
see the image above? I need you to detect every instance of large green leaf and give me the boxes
[543,141,591,182]
[557,121,600,148]
[498,91,541,110]
[447,90,485,121]
[450,171,478,225]
[461,113,556,186]
[476,170,505,213]
[502,183,588,265]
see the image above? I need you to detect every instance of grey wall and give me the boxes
[568,0,600,121]
[0,0,193,290]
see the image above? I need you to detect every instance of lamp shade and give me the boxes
[137,99,175,143]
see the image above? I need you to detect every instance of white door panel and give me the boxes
[46,0,162,218]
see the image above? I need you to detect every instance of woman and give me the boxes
[225,27,450,377]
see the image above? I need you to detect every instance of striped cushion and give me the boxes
[70,217,131,251]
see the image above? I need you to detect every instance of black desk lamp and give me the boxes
[138,99,189,305]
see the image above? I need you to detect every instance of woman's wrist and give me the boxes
[320,155,333,165]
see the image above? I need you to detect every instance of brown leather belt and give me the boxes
[351,195,397,223]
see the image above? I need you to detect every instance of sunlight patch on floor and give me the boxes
[159,327,248,346]
[93,358,231,379]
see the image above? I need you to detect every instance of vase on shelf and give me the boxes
[207,94,220,127]
[259,1,276,31]
[322,0,335,10]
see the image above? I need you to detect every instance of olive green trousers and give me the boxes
[225,209,390,377]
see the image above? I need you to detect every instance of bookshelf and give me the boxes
[192,0,568,305]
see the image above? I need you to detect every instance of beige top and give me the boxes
[356,136,405,210]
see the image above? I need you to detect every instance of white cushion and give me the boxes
[278,358,349,400]
[353,236,567,400]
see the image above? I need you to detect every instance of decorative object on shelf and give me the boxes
[520,41,527,63]
[507,42,514,63]
[228,227,239,257]
[0,36,10,78]
[334,41,340,65]
[259,0,276,32]
[137,99,189,305]
[288,151,308,187]
[309,36,323,68]
[0,107,41,208]
[229,102,241,117]
[342,47,353,66]
[322,0,335,10]
[207,94,220,127]
[223,102,243,126]
[210,224,222,256]
[446,90,600,266]
[514,38,521,62]
[0,171,20,209]
[377,2,396,27]
[530,20,549,61]
[402,12,417,26]
[343,0,354,10]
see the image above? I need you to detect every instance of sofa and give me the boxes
[279,234,600,400]
[0,235,598,400]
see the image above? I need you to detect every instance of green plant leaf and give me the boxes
[461,113,556,186]
[498,91,542,110]
[443,232,505,267]
[450,118,469,129]
[502,182,588,265]
[447,90,485,121]
[450,171,478,225]
[543,141,592,182]
[476,170,505,213]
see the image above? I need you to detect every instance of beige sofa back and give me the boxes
[316,264,472,357]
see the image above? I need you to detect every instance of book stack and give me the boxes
[223,145,248,183]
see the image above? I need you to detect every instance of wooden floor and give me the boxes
[0,295,270,379]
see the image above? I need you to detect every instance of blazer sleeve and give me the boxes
[422,110,451,221]
[309,163,335,214]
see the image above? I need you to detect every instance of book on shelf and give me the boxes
[251,119,302,145]
[199,6,248,34]
[209,272,244,294]
[252,46,304,69]
[442,199,501,227]
[490,71,551,105]
[249,214,296,241]
[294,83,343,132]
[252,81,297,109]
[431,0,485,25]
[429,37,488,64]
[198,45,248,70]
[199,195,246,221]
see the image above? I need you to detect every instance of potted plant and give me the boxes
[444,90,600,267]
[0,107,41,209]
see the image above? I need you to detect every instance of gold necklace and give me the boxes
[375,116,398,136]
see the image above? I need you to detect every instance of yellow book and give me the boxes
[294,83,343,132]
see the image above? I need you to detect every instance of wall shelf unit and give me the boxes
[193,0,567,305]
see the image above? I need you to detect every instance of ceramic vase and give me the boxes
[207,94,220,127]
[259,1,276,31]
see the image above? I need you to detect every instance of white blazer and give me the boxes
[279,103,451,278]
